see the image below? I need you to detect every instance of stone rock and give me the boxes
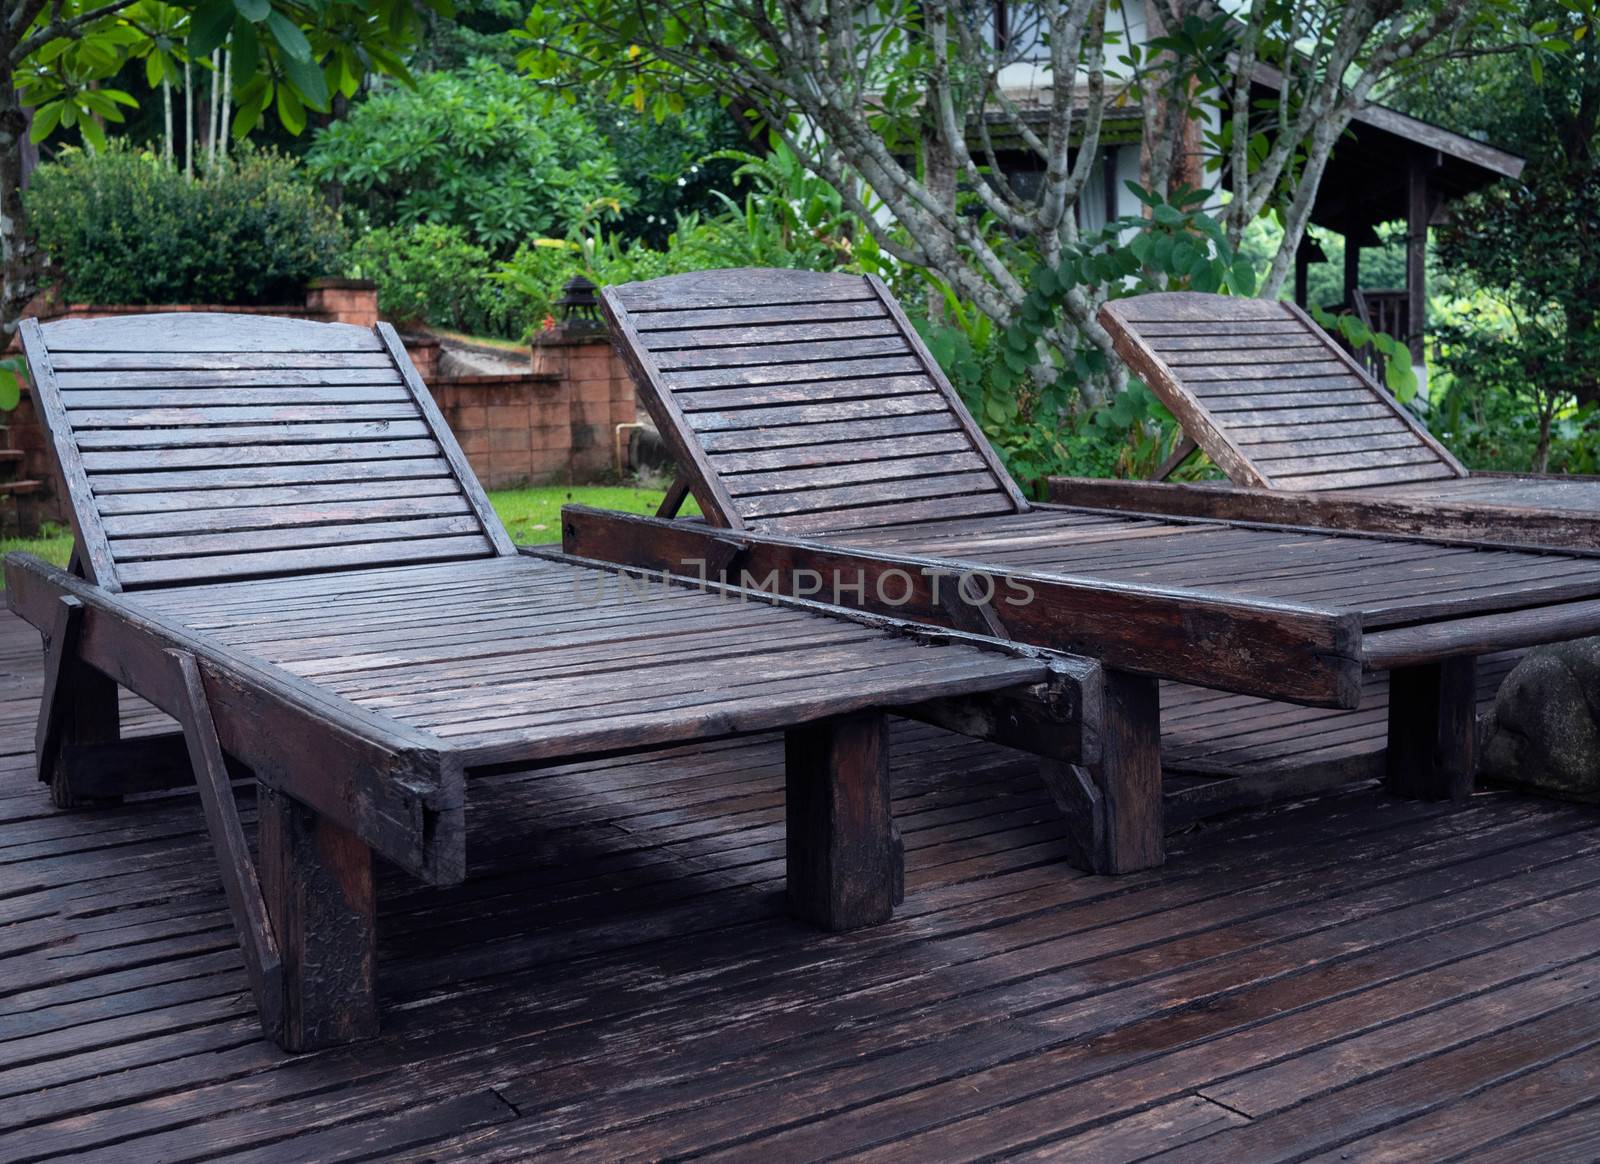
[1480,637,1600,801]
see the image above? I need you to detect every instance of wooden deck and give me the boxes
[4,605,1599,1162]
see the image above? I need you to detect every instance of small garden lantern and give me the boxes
[556,275,605,333]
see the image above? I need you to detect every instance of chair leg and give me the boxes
[1386,658,1478,800]
[172,648,376,1051]
[1044,668,1164,875]
[171,651,285,1042]
[258,784,378,1051]
[784,712,902,931]
[37,596,122,808]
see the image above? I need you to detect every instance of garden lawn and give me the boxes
[0,486,683,583]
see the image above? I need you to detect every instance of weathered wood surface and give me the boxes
[1092,294,1600,550]
[20,314,514,590]
[13,308,1142,1052]
[603,269,1026,533]
[1050,476,1600,552]
[2,606,1596,1163]
[1099,292,1466,492]
[562,505,1600,701]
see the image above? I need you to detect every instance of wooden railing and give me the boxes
[1337,289,1409,383]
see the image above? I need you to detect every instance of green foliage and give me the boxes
[306,62,628,256]
[349,223,531,337]
[1391,0,1600,469]
[594,103,745,246]
[17,0,444,149]
[1308,304,1419,401]
[912,185,1254,493]
[25,142,345,305]
[0,357,24,412]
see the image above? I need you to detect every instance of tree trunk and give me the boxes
[162,77,173,165]
[208,49,220,168]
[183,58,193,180]
[921,118,957,324]
[219,49,230,162]
[1535,402,1555,473]
[0,86,39,340]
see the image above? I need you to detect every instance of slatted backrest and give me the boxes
[23,313,515,591]
[1099,292,1467,492]
[604,269,1028,535]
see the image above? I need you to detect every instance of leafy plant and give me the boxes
[0,357,25,412]
[350,223,531,337]
[306,61,628,256]
[1308,304,1419,402]
[25,141,345,305]
[912,184,1256,494]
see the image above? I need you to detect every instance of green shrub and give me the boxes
[307,61,628,255]
[26,142,345,306]
[351,223,535,337]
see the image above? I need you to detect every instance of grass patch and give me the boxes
[0,486,688,585]
[1,522,74,571]
[488,484,689,544]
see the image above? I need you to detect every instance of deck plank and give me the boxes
[0,607,1595,1162]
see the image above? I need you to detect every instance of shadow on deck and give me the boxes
[2,607,1597,1162]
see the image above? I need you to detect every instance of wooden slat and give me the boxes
[676,375,934,412]
[96,478,464,515]
[629,300,889,331]
[637,317,901,348]
[54,368,403,389]
[50,350,397,370]
[610,268,880,312]
[61,386,414,408]
[80,438,443,472]
[102,495,473,537]
[41,313,385,352]
[67,404,419,427]
[738,472,1002,520]
[663,355,925,391]
[73,420,433,450]
[88,457,456,494]
[724,452,993,497]
[1176,360,1357,382]
[709,432,976,474]
[650,336,910,371]
[1272,462,1463,492]
[686,394,949,432]
[110,515,486,561]
[115,535,495,586]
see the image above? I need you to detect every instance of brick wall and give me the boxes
[433,373,570,489]
[532,329,639,479]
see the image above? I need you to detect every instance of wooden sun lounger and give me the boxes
[561,268,1600,828]
[1050,291,1600,550]
[4,312,1100,1051]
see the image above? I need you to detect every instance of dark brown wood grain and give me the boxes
[173,649,285,1041]
[34,594,122,807]
[1097,292,1465,492]
[1385,658,1478,800]
[21,313,507,589]
[1050,477,1600,554]
[602,269,1023,534]
[560,506,1365,707]
[258,784,378,1051]
[784,713,901,930]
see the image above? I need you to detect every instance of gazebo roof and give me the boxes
[1250,63,1525,241]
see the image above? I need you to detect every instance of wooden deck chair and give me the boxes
[1053,291,1600,550]
[561,268,1600,834]
[5,311,1102,1051]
